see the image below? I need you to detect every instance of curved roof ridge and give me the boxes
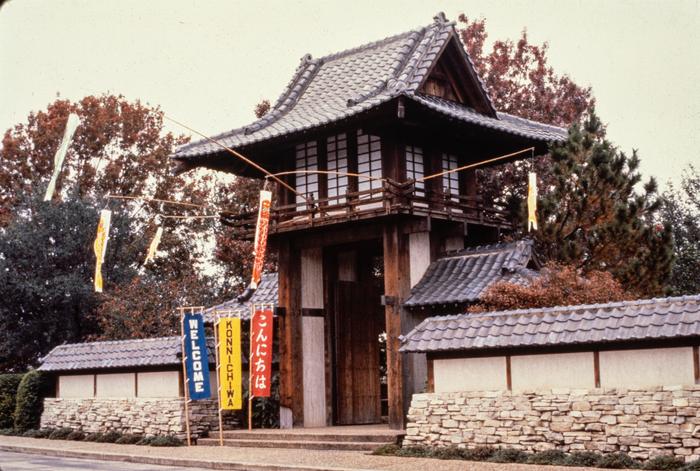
[497,111,569,134]
[451,294,700,323]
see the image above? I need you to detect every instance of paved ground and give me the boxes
[0,451,210,471]
[0,436,594,471]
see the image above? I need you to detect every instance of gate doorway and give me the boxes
[327,244,386,425]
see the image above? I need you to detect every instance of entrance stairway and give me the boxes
[197,425,404,451]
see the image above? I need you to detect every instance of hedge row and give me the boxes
[0,371,51,432]
[4,427,183,446]
[373,445,698,470]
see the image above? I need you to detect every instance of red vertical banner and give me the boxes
[250,308,274,397]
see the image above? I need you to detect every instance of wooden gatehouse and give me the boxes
[172,12,566,430]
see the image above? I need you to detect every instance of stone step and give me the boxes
[217,431,400,443]
[197,437,388,451]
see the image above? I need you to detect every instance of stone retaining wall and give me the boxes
[40,398,237,439]
[405,386,700,461]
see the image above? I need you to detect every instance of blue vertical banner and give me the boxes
[182,312,211,400]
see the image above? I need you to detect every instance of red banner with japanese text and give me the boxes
[250,190,272,289]
[250,308,274,397]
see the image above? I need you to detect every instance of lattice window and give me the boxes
[357,130,382,195]
[405,145,425,196]
[295,141,318,205]
[326,133,348,203]
[442,153,460,200]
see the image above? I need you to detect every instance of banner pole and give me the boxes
[248,305,254,431]
[213,313,224,446]
[179,307,192,447]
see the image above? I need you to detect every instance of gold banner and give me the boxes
[527,172,538,232]
[217,317,243,410]
[93,209,111,293]
[250,190,272,289]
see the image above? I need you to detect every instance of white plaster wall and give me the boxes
[95,373,135,398]
[301,248,323,309]
[600,347,694,388]
[444,236,464,252]
[58,375,94,398]
[434,357,507,392]
[409,232,431,288]
[511,352,595,390]
[302,316,327,427]
[137,371,179,398]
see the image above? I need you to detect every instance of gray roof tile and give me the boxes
[172,14,565,167]
[400,295,700,353]
[39,336,216,372]
[404,240,537,308]
[204,272,278,323]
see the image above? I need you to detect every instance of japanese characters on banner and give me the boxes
[250,308,274,397]
[217,317,243,409]
[250,190,272,289]
[182,312,211,400]
[93,209,112,293]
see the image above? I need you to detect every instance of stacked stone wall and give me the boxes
[40,398,237,439]
[405,386,700,461]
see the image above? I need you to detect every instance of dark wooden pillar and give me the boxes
[278,237,304,425]
[383,221,411,429]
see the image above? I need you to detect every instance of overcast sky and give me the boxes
[1,0,698,189]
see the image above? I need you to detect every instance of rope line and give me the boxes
[106,194,210,210]
[418,147,535,182]
[164,115,306,201]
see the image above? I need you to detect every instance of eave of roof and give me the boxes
[399,295,700,353]
[171,13,566,170]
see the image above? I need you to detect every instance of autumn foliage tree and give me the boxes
[0,95,230,355]
[469,263,633,314]
[457,15,595,208]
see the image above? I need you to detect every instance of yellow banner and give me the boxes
[527,172,538,232]
[93,209,111,293]
[144,226,163,264]
[217,317,242,410]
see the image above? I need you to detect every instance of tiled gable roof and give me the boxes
[39,336,216,372]
[400,295,700,353]
[172,13,566,168]
[404,240,537,308]
[204,272,278,323]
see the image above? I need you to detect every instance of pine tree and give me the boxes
[534,111,674,295]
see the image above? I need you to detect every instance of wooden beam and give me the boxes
[426,358,434,393]
[278,238,305,425]
[693,346,699,385]
[382,221,411,429]
[593,351,601,388]
[505,355,512,391]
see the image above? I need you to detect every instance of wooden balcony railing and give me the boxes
[220,181,513,237]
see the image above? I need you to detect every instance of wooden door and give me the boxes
[334,281,382,425]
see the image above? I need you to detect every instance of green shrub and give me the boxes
[48,427,73,440]
[565,451,603,467]
[371,443,400,455]
[643,455,685,470]
[527,449,568,465]
[149,435,183,447]
[96,431,122,443]
[66,431,85,441]
[22,429,52,438]
[462,445,496,461]
[84,432,103,442]
[597,452,640,469]
[0,428,17,436]
[115,434,143,445]
[681,459,700,471]
[426,446,462,460]
[0,374,23,429]
[13,370,51,432]
[487,448,529,463]
[396,445,430,458]
[135,436,154,446]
